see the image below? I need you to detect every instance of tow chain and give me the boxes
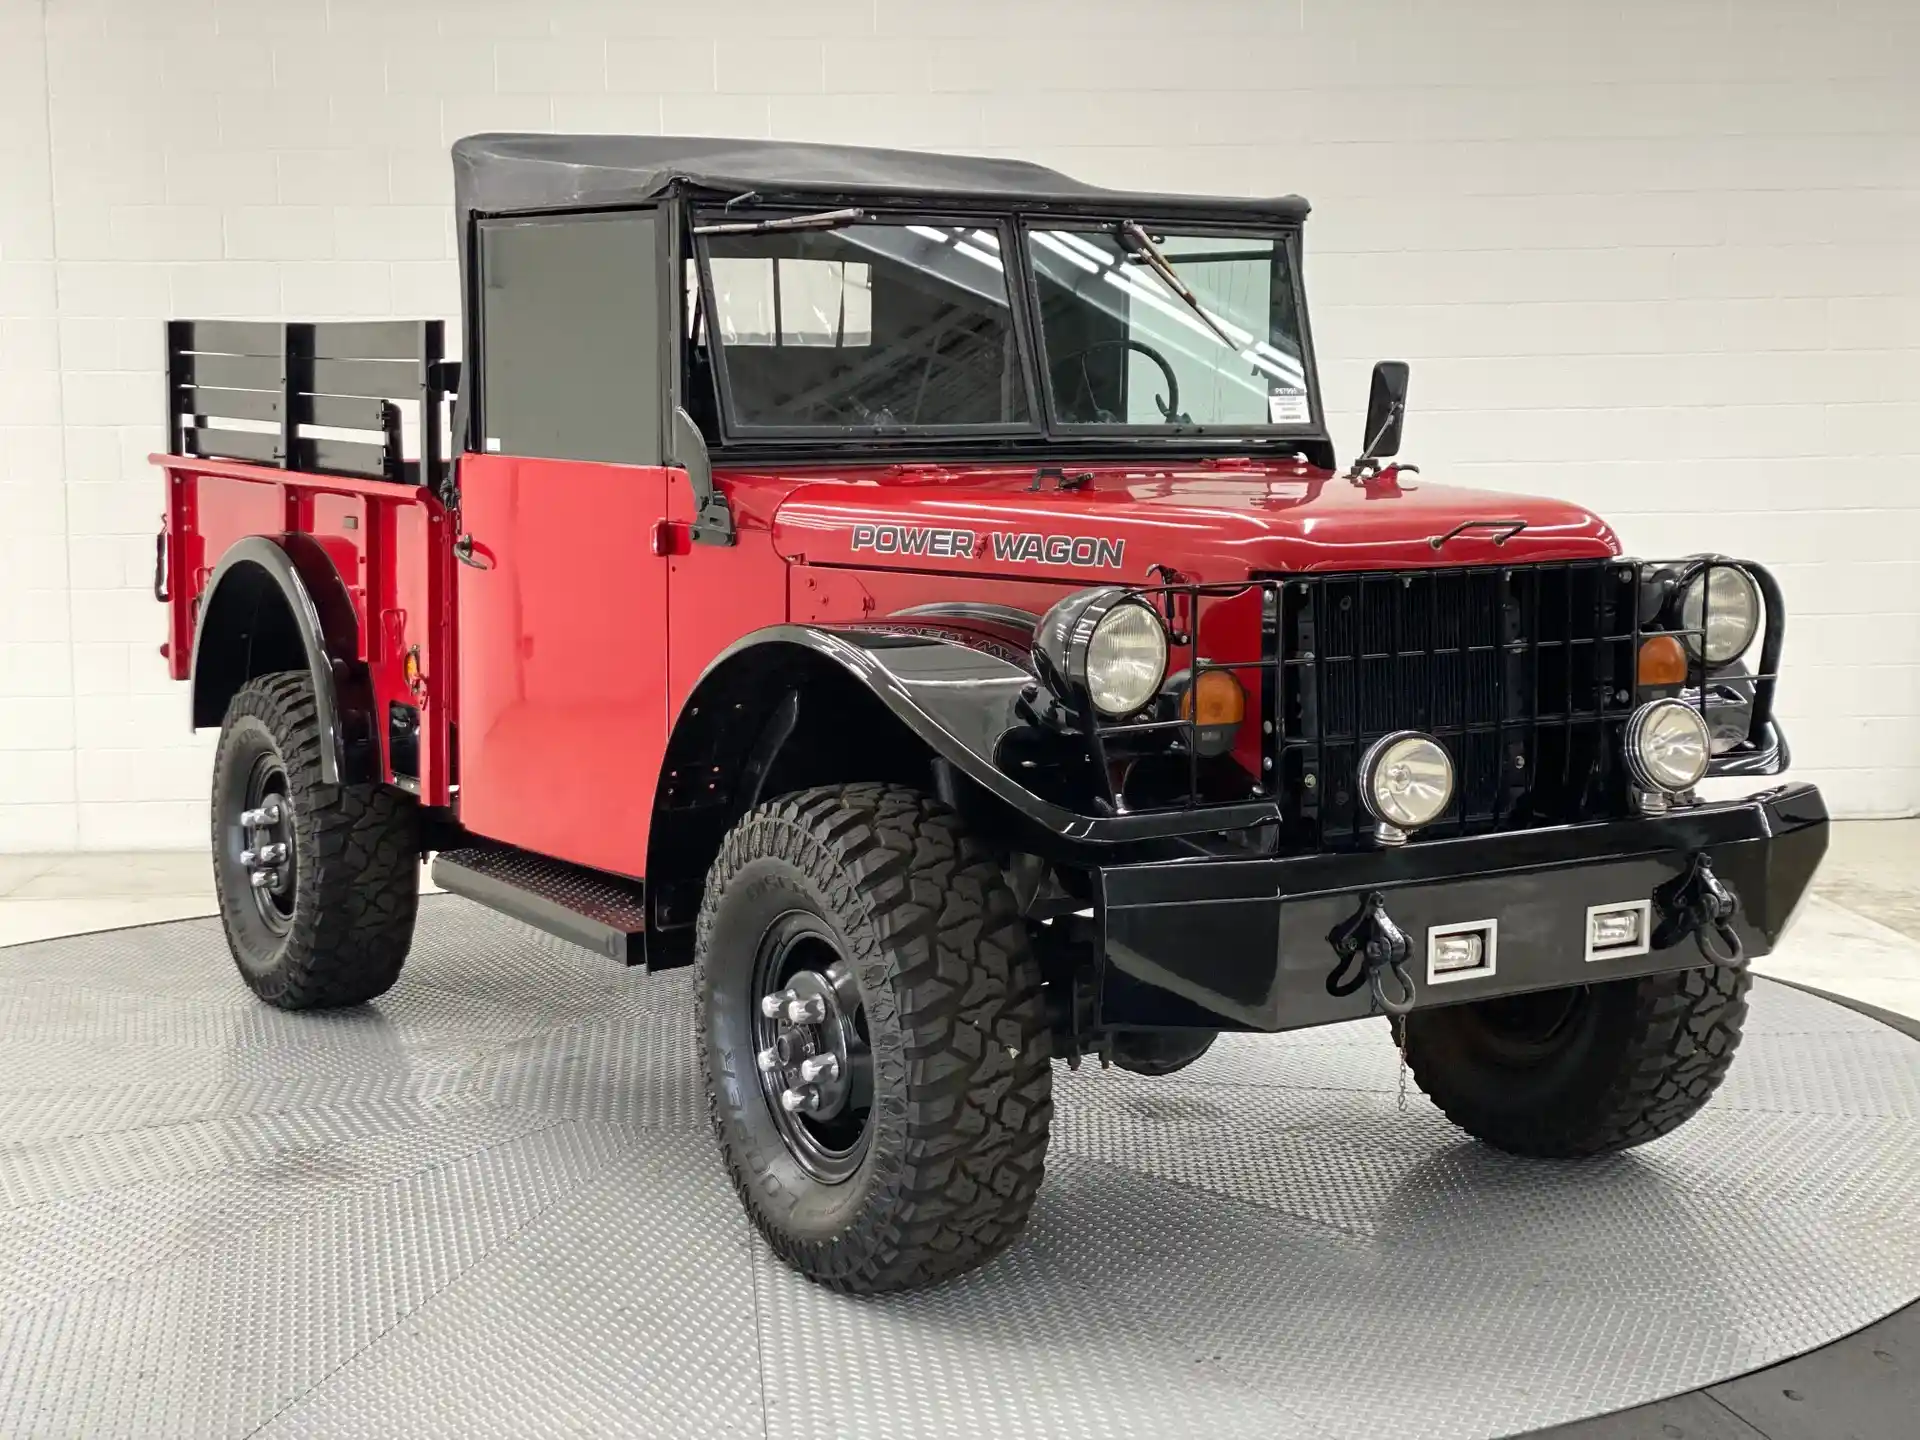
[1327,892,1418,1109]
[1390,1013,1410,1111]
[1654,854,1747,968]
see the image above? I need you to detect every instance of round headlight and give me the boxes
[1359,731,1455,835]
[1624,699,1710,793]
[1085,601,1168,717]
[1678,563,1759,666]
[1033,588,1169,719]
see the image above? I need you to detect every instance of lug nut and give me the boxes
[259,842,287,863]
[756,1046,781,1073]
[249,870,275,889]
[240,807,265,827]
[785,995,826,1025]
[759,990,792,1019]
[240,848,257,866]
[779,1085,819,1114]
[798,1053,839,1083]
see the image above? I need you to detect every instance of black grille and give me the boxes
[1074,558,1783,849]
[1275,561,1641,846]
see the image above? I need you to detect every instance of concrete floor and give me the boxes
[2,820,1917,1018]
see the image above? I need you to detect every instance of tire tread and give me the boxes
[1407,964,1750,1157]
[696,782,1052,1292]
[213,672,417,1010]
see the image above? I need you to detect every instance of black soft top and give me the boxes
[452,133,1311,225]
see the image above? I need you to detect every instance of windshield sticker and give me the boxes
[1268,389,1310,425]
[850,524,1125,569]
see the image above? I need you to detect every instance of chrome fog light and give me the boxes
[1624,699,1710,793]
[1359,730,1455,842]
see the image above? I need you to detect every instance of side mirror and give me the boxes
[1360,361,1410,462]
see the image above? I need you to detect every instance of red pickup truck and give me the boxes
[155,134,1825,1292]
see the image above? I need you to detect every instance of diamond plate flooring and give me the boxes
[1,895,1915,1439]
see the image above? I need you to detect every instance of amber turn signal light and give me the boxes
[1636,634,1688,687]
[1181,669,1247,727]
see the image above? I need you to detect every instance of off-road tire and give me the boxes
[1404,965,1750,1157]
[696,783,1053,1292]
[211,672,419,1010]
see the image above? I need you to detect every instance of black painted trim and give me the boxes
[684,624,1281,846]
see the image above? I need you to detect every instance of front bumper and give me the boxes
[1095,784,1828,1033]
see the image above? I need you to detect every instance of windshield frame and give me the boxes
[691,206,1046,443]
[683,199,1328,461]
[1016,216,1322,441]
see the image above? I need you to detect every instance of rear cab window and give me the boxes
[478,210,663,464]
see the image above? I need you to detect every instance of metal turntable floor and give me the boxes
[2,895,1916,1440]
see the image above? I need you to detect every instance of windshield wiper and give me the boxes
[1117,221,1240,350]
[693,207,866,236]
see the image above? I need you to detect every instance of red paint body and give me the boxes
[158,451,1618,876]
[158,457,456,805]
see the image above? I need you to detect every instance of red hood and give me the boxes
[741,458,1617,583]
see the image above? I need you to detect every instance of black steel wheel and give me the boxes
[749,912,873,1183]
[1404,967,1751,1157]
[235,751,297,934]
[211,672,420,1010]
[697,783,1053,1293]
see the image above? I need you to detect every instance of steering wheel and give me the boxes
[1048,337,1184,424]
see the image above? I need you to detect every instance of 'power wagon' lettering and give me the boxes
[990,531,1125,569]
[850,524,976,559]
[850,524,1125,570]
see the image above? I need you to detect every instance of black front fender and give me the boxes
[695,625,1279,845]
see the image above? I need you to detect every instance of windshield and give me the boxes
[696,219,1032,432]
[1026,226,1310,430]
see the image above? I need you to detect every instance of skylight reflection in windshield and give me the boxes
[1026,227,1310,429]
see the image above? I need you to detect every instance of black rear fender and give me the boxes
[190,535,376,785]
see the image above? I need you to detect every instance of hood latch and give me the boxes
[1030,466,1094,493]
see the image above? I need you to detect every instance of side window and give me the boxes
[479,210,661,464]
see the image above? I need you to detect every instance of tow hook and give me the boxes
[1654,853,1746,967]
[1327,890,1417,1016]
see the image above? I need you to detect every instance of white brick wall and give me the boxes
[1,0,1915,849]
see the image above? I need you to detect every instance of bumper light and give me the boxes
[1586,900,1652,961]
[1624,699,1711,793]
[1432,932,1483,973]
[1428,919,1498,984]
[1358,731,1455,843]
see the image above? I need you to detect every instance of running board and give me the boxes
[431,847,647,965]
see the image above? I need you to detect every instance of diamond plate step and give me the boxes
[431,847,647,965]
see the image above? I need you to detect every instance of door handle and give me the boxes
[453,534,494,570]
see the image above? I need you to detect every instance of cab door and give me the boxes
[455,209,671,878]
